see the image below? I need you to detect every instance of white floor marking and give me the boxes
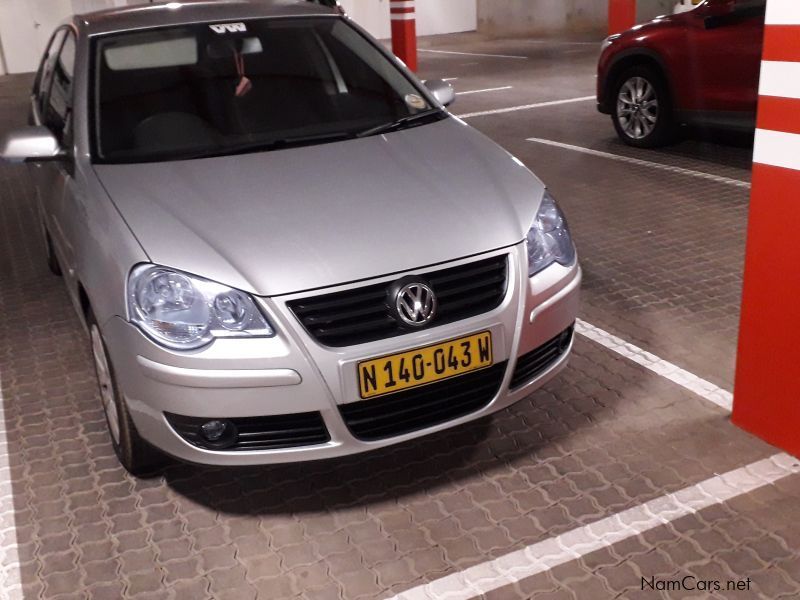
[0,390,21,600]
[525,40,600,46]
[457,96,595,119]
[391,454,800,600]
[526,137,752,189]
[458,86,513,96]
[442,77,459,81]
[575,319,733,411]
[391,315,776,599]
[419,48,528,60]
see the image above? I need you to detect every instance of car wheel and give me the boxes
[44,231,62,276]
[88,311,162,476]
[611,66,674,148]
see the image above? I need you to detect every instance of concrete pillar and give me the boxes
[477,0,606,38]
[733,0,800,458]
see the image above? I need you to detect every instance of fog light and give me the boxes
[198,419,238,449]
[201,420,229,442]
[558,328,573,352]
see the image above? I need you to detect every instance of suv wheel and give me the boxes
[88,311,162,475]
[612,66,673,148]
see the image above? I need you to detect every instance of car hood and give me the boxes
[94,117,544,297]
[622,11,685,35]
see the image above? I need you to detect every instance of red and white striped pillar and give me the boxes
[390,0,418,72]
[733,0,800,457]
[608,0,637,35]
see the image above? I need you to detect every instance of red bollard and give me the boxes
[390,0,418,72]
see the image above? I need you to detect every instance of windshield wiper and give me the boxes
[356,108,444,138]
[192,131,358,159]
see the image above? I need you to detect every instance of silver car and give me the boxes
[0,0,580,474]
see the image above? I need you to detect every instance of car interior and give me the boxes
[95,22,415,160]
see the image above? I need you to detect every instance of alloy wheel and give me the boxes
[90,324,121,444]
[617,76,659,140]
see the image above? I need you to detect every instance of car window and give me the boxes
[43,32,77,144]
[35,29,67,117]
[738,0,767,13]
[92,17,438,163]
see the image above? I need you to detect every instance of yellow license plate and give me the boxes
[357,331,493,399]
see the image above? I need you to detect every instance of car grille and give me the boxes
[339,361,508,441]
[509,325,574,389]
[287,254,509,347]
[165,412,330,451]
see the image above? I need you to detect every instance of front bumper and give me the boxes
[103,244,581,466]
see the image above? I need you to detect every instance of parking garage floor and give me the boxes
[1,33,800,600]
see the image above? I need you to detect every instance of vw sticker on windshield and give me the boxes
[404,94,428,110]
[210,22,247,34]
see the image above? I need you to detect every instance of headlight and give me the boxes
[526,191,576,277]
[128,265,274,349]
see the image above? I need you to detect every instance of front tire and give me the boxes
[88,311,162,476]
[611,66,674,148]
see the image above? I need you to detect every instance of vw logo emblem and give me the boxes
[395,282,437,327]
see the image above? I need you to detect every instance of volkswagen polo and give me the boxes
[0,0,581,474]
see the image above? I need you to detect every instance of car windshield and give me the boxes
[92,17,440,163]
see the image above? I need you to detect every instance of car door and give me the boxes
[33,28,78,282]
[29,28,66,209]
[685,0,765,116]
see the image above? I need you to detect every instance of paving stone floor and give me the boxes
[0,30,798,600]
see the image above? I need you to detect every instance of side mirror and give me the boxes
[0,126,65,164]
[424,79,456,108]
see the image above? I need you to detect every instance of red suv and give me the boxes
[597,0,766,147]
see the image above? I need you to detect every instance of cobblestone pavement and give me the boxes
[1,34,799,600]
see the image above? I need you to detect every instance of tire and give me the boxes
[611,65,674,148]
[44,231,62,276]
[88,311,163,476]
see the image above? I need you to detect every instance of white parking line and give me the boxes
[526,137,752,189]
[419,49,528,60]
[575,320,733,410]
[525,40,600,47]
[390,318,775,600]
[458,86,513,96]
[390,453,799,600]
[457,96,595,119]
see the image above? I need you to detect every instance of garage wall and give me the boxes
[0,0,135,75]
[477,0,607,38]
[0,0,74,74]
[0,0,477,75]
[331,0,477,40]
[636,0,675,23]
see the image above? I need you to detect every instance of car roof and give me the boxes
[74,0,337,36]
